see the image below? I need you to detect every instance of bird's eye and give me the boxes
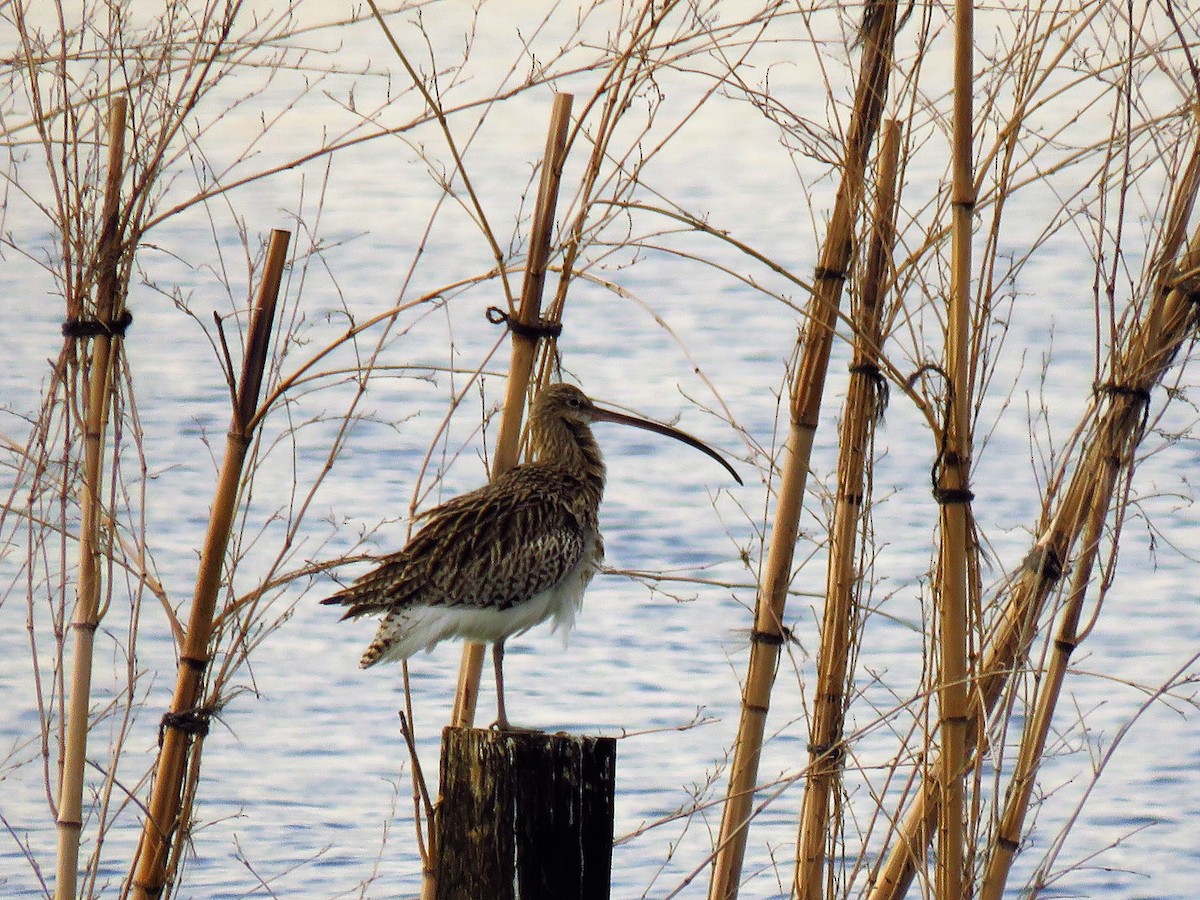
[567,396,580,408]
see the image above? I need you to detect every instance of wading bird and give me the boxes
[322,382,741,729]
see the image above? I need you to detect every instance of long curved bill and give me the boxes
[591,405,743,485]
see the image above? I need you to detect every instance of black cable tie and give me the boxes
[807,741,846,765]
[1022,546,1063,582]
[749,628,786,647]
[932,486,975,505]
[486,306,562,341]
[180,654,209,673]
[849,361,890,420]
[848,362,881,378]
[813,265,847,282]
[159,708,212,747]
[62,311,133,339]
[1093,381,1151,406]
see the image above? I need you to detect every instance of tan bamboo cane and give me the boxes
[54,97,128,900]
[128,229,290,900]
[448,91,574,730]
[708,6,898,898]
[793,119,900,900]
[868,136,1200,900]
[935,0,977,895]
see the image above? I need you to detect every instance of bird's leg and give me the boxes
[489,640,541,732]
[492,639,510,730]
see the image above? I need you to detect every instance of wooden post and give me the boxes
[435,728,616,900]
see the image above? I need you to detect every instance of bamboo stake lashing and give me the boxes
[935,0,977,895]
[55,96,128,900]
[128,228,290,900]
[868,135,1200,900]
[793,118,901,900]
[707,5,898,898]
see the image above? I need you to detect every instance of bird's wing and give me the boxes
[322,467,592,616]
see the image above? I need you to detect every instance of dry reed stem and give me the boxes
[128,229,290,900]
[935,0,977,896]
[707,5,899,898]
[54,97,128,900]
[794,118,901,900]
[868,126,1200,900]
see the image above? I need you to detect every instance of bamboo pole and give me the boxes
[707,6,897,898]
[935,0,976,895]
[128,229,290,900]
[54,97,128,900]
[449,92,574,729]
[868,135,1200,900]
[793,119,900,900]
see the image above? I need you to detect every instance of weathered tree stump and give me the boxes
[435,727,616,900]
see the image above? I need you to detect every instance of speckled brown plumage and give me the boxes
[322,381,739,727]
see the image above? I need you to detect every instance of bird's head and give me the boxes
[533,382,597,428]
[529,382,742,484]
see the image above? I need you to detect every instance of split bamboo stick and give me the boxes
[128,229,290,900]
[793,119,900,900]
[707,5,898,898]
[54,97,128,900]
[936,0,977,895]
[448,91,574,730]
[868,131,1200,900]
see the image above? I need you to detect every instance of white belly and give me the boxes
[362,535,603,666]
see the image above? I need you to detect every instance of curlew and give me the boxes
[322,382,741,729]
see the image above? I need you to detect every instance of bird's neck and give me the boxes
[534,420,606,499]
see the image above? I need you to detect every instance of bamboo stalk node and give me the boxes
[62,310,134,338]
[486,305,563,341]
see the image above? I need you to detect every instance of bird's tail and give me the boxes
[320,555,411,620]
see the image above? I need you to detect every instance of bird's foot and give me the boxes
[489,718,544,734]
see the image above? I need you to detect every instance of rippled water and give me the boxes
[4,4,1200,899]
